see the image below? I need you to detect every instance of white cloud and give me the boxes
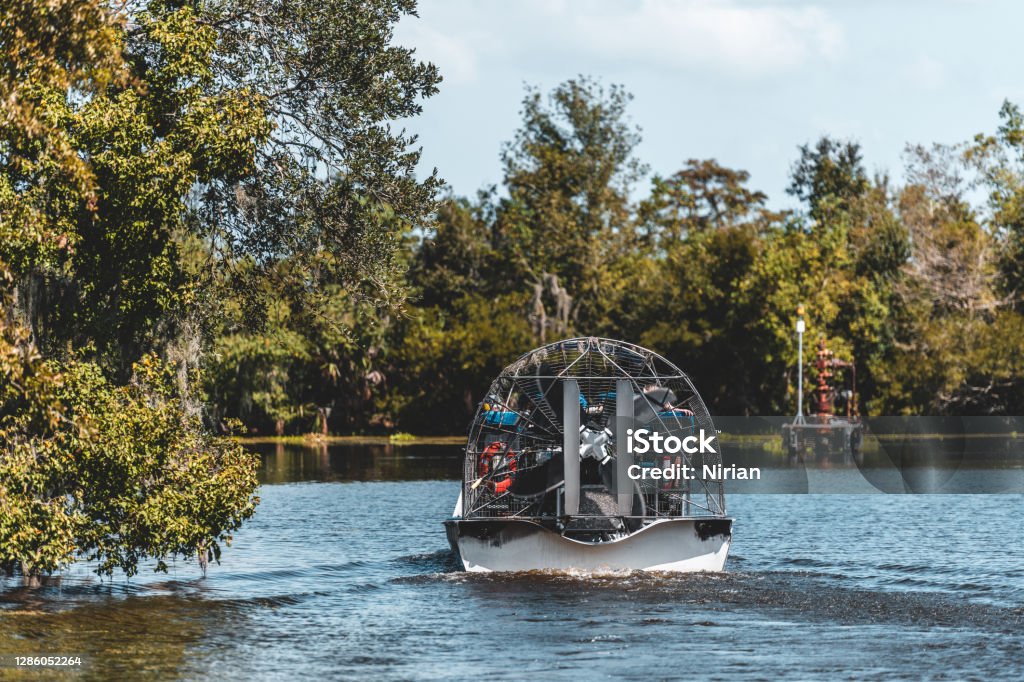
[398,1,844,83]
[572,0,844,75]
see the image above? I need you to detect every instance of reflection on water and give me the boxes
[1,442,1022,680]
[248,438,1024,493]
[719,440,1024,494]
[252,441,464,484]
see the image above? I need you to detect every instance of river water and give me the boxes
[2,441,1023,680]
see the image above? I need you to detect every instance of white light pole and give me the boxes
[796,305,805,423]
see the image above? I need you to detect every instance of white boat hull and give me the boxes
[445,516,731,573]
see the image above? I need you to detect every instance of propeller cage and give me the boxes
[462,338,726,522]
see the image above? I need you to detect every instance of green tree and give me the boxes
[636,222,767,413]
[198,0,445,435]
[788,136,870,224]
[8,0,442,374]
[0,0,124,266]
[199,0,443,323]
[4,4,271,373]
[390,193,531,433]
[1,1,265,581]
[496,78,645,332]
[872,140,1024,415]
[384,79,646,432]
[638,159,771,243]
[2,0,441,578]
[970,100,1024,304]
[411,194,503,309]
[1,356,257,579]
[386,293,534,434]
[629,153,903,416]
[208,285,313,435]
[627,159,780,413]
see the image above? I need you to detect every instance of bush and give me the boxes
[0,355,259,578]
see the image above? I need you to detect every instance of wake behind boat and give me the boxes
[444,337,732,573]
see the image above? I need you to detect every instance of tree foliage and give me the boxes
[199,0,442,314]
[1,357,258,578]
[2,0,438,578]
[788,136,870,224]
[205,81,1024,436]
[496,78,645,330]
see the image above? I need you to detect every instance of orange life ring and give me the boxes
[479,442,517,494]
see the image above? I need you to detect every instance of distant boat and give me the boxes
[444,337,732,573]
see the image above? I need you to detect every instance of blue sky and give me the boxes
[395,0,1022,209]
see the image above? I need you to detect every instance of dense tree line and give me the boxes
[207,78,1024,436]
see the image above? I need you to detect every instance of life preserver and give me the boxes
[479,442,517,494]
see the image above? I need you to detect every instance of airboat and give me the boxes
[444,337,732,573]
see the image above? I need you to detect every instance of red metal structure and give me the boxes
[782,330,863,457]
[812,338,858,418]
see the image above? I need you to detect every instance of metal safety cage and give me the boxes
[461,337,726,521]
